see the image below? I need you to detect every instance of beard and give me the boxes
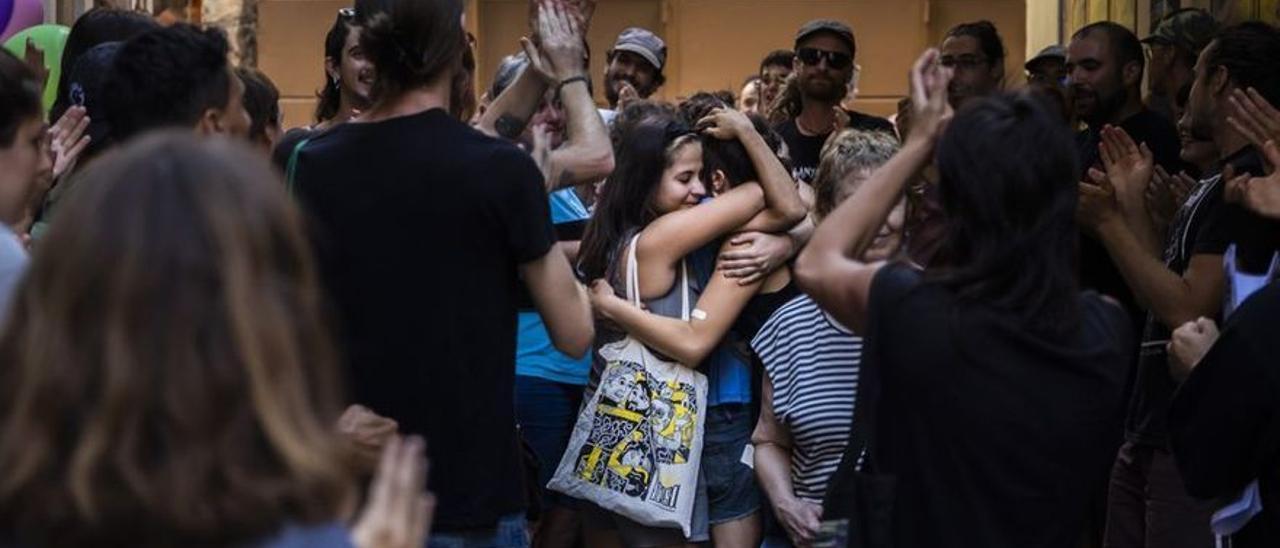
[605,73,645,107]
[799,73,846,103]
[1073,84,1128,125]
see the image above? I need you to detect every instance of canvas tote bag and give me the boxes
[549,234,709,535]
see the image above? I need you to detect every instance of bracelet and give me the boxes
[556,75,590,97]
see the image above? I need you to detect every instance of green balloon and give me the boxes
[4,24,70,116]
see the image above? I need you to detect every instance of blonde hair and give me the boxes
[0,133,354,547]
[812,129,901,219]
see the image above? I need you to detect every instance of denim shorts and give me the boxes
[514,375,584,509]
[703,403,762,524]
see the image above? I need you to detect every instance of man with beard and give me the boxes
[1142,8,1218,123]
[774,19,894,184]
[939,20,1005,110]
[599,27,665,124]
[1068,21,1184,343]
[1083,22,1280,548]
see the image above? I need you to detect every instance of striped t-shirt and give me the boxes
[750,294,861,502]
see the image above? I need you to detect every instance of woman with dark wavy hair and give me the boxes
[0,134,431,548]
[272,7,374,171]
[796,50,1131,548]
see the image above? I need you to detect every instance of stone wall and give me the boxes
[202,0,257,66]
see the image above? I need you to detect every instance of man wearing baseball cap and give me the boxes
[602,27,666,112]
[1142,8,1219,122]
[1025,44,1068,87]
[773,19,893,185]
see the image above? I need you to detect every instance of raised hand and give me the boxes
[49,106,92,180]
[1228,87,1280,172]
[352,436,435,548]
[905,49,954,148]
[532,0,586,81]
[697,107,756,141]
[1077,167,1121,232]
[1224,140,1280,220]
[1098,125,1154,202]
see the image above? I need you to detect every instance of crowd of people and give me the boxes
[0,1,1278,547]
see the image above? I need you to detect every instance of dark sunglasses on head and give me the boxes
[797,48,852,70]
[338,7,356,19]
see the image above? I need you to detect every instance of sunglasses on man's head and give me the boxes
[797,48,852,70]
[338,7,356,19]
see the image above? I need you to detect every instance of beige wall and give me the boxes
[259,0,1037,128]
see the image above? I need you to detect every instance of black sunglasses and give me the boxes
[797,48,852,70]
[338,7,356,19]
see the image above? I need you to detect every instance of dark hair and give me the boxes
[52,8,157,123]
[0,133,353,547]
[237,67,281,143]
[609,99,679,149]
[1073,21,1145,80]
[678,92,780,188]
[1203,22,1280,109]
[354,0,466,103]
[489,52,529,100]
[580,113,697,280]
[103,24,232,142]
[760,49,794,73]
[946,20,1006,67]
[928,92,1081,335]
[0,50,41,147]
[314,10,359,123]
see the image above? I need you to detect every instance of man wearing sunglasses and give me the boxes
[774,19,893,185]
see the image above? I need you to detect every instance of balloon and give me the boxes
[0,0,13,41]
[3,24,69,114]
[0,0,40,43]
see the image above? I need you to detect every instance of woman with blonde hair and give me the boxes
[0,134,430,548]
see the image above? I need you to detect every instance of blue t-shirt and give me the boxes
[516,188,592,385]
[688,240,752,407]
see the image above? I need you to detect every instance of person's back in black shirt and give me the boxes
[1170,281,1280,548]
[291,108,555,532]
[774,109,895,184]
[866,264,1132,548]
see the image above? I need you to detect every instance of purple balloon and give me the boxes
[0,0,12,42]
[0,0,41,43]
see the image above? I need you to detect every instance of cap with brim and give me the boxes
[794,19,856,54]
[1141,8,1219,56]
[612,27,666,72]
[1024,44,1066,71]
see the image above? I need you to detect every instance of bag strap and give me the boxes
[625,233,691,320]
[625,234,642,307]
[284,137,313,195]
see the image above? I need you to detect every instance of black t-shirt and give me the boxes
[774,110,895,184]
[1075,109,1184,341]
[866,264,1131,548]
[291,109,555,531]
[272,126,318,173]
[1170,281,1280,548]
[1125,174,1231,446]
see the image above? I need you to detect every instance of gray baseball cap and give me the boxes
[795,19,856,54]
[1024,44,1066,71]
[612,27,666,72]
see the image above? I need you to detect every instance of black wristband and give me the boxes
[556,75,590,97]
